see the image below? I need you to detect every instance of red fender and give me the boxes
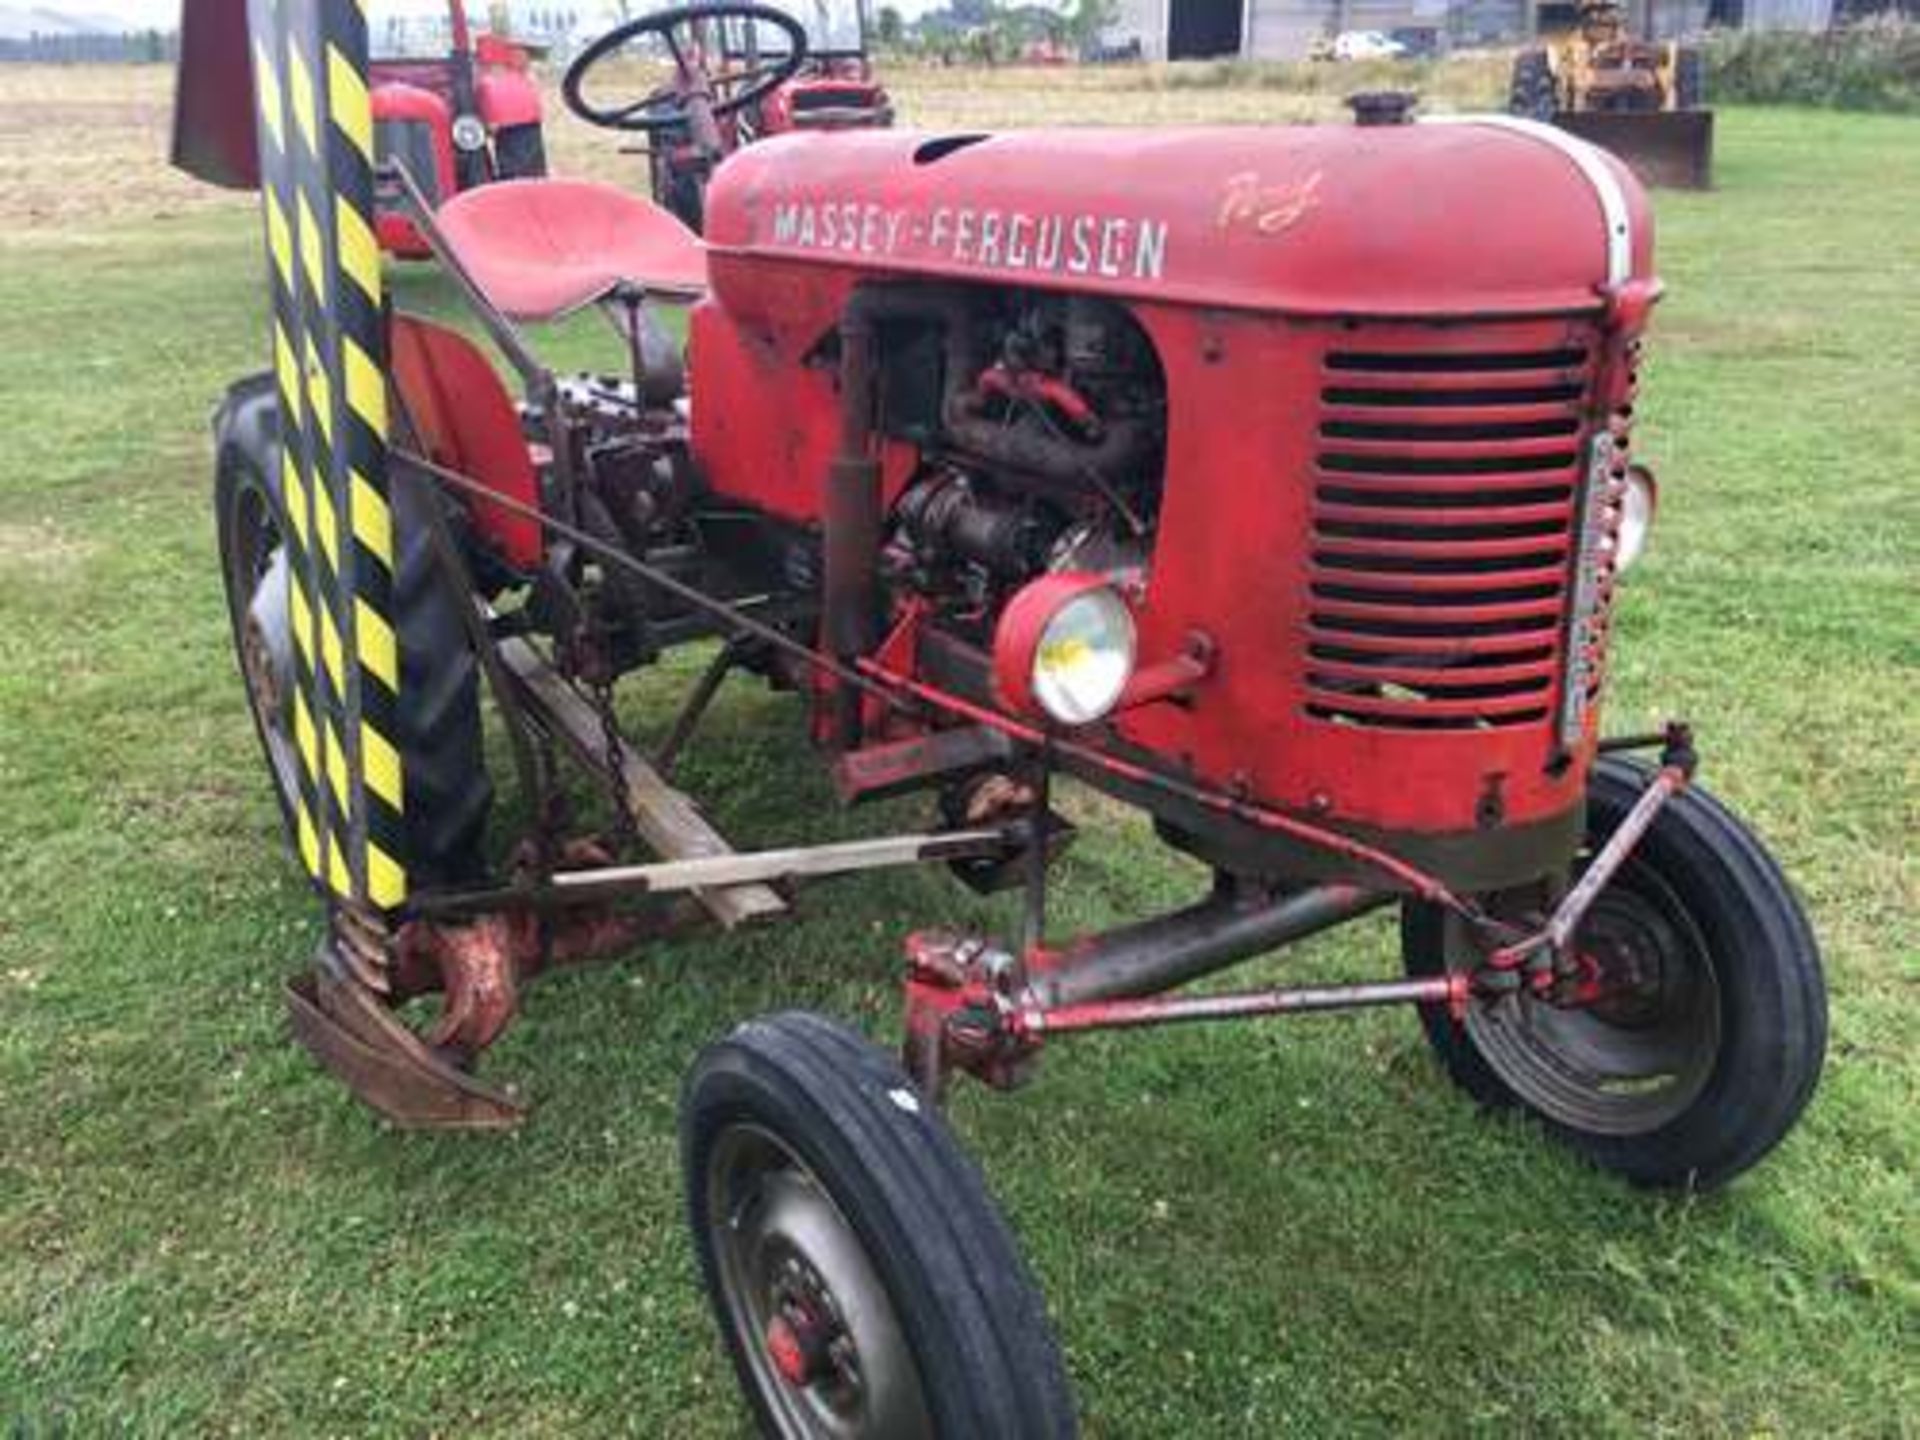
[389,313,544,571]
[475,67,543,131]
[170,0,257,188]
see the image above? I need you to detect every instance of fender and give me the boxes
[171,0,257,188]
[474,66,543,131]
[389,313,544,572]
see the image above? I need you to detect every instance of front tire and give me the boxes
[1403,757,1826,1189]
[682,1011,1077,1439]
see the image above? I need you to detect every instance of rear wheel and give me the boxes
[1403,757,1826,1189]
[493,122,547,179]
[682,1011,1076,1439]
[1509,47,1558,121]
[213,374,492,890]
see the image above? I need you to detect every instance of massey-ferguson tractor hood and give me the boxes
[702,123,1655,319]
[688,119,1666,879]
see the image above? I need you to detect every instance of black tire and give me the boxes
[213,374,492,890]
[682,1011,1077,1439]
[1403,757,1826,1190]
[1508,47,1558,122]
[1673,45,1706,110]
[493,122,547,179]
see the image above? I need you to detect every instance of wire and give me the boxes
[397,448,1481,918]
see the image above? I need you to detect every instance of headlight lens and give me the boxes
[1615,463,1658,572]
[451,114,488,153]
[1029,587,1136,725]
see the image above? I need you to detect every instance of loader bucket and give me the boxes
[1554,110,1714,190]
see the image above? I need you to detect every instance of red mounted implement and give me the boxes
[175,1,1825,1430]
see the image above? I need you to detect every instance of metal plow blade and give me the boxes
[286,956,526,1130]
[1555,111,1715,190]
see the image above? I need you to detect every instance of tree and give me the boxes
[1062,0,1117,50]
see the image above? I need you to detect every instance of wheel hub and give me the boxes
[708,1125,934,1439]
[765,1314,814,1386]
[1568,898,1673,1025]
[763,1256,856,1397]
[1454,865,1723,1137]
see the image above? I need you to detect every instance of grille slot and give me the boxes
[1307,341,1597,732]
[1324,347,1588,373]
[375,119,441,206]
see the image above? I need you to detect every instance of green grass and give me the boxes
[2,105,1917,1436]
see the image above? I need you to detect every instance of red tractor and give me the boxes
[363,0,548,255]
[174,0,1826,1429]
[562,0,893,232]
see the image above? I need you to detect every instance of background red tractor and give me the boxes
[365,0,548,255]
[174,0,1826,1429]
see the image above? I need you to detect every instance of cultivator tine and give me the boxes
[286,950,525,1130]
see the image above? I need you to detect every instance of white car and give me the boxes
[1329,30,1407,60]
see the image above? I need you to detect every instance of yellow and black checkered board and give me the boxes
[247,0,406,910]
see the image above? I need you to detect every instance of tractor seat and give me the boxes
[433,178,706,322]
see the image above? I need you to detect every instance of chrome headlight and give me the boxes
[994,575,1138,727]
[451,114,488,154]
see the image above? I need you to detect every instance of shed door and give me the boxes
[1168,0,1242,58]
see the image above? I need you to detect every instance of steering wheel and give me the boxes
[563,3,810,135]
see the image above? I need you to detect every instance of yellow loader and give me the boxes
[1510,0,1713,188]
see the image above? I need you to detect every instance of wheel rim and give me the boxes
[222,483,301,815]
[705,1123,933,1440]
[1455,861,1723,1136]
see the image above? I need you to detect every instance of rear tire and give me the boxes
[682,1011,1077,1439]
[1509,47,1558,121]
[1403,757,1826,1190]
[493,122,547,179]
[213,374,492,890]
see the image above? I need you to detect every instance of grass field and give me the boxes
[1,64,1916,1436]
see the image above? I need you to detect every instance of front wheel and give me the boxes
[1403,757,1826,1189]
[682,1011,1076,1439]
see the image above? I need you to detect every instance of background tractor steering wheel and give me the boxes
[562,3,809,135]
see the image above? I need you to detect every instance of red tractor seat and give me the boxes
[433,178,706,321]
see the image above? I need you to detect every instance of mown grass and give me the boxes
[0,71,1915,1437]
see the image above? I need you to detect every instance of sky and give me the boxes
[55,0,176,22]
[60,0,946,27]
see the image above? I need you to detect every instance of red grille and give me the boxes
[1306,341,1597,731]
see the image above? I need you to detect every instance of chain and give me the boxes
[590,671,641,856]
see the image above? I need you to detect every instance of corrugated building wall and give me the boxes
[1100,0,1831,64]
[1743,0,1835,28]
[1105,0,1169,58]
[1245,0,1330,59]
